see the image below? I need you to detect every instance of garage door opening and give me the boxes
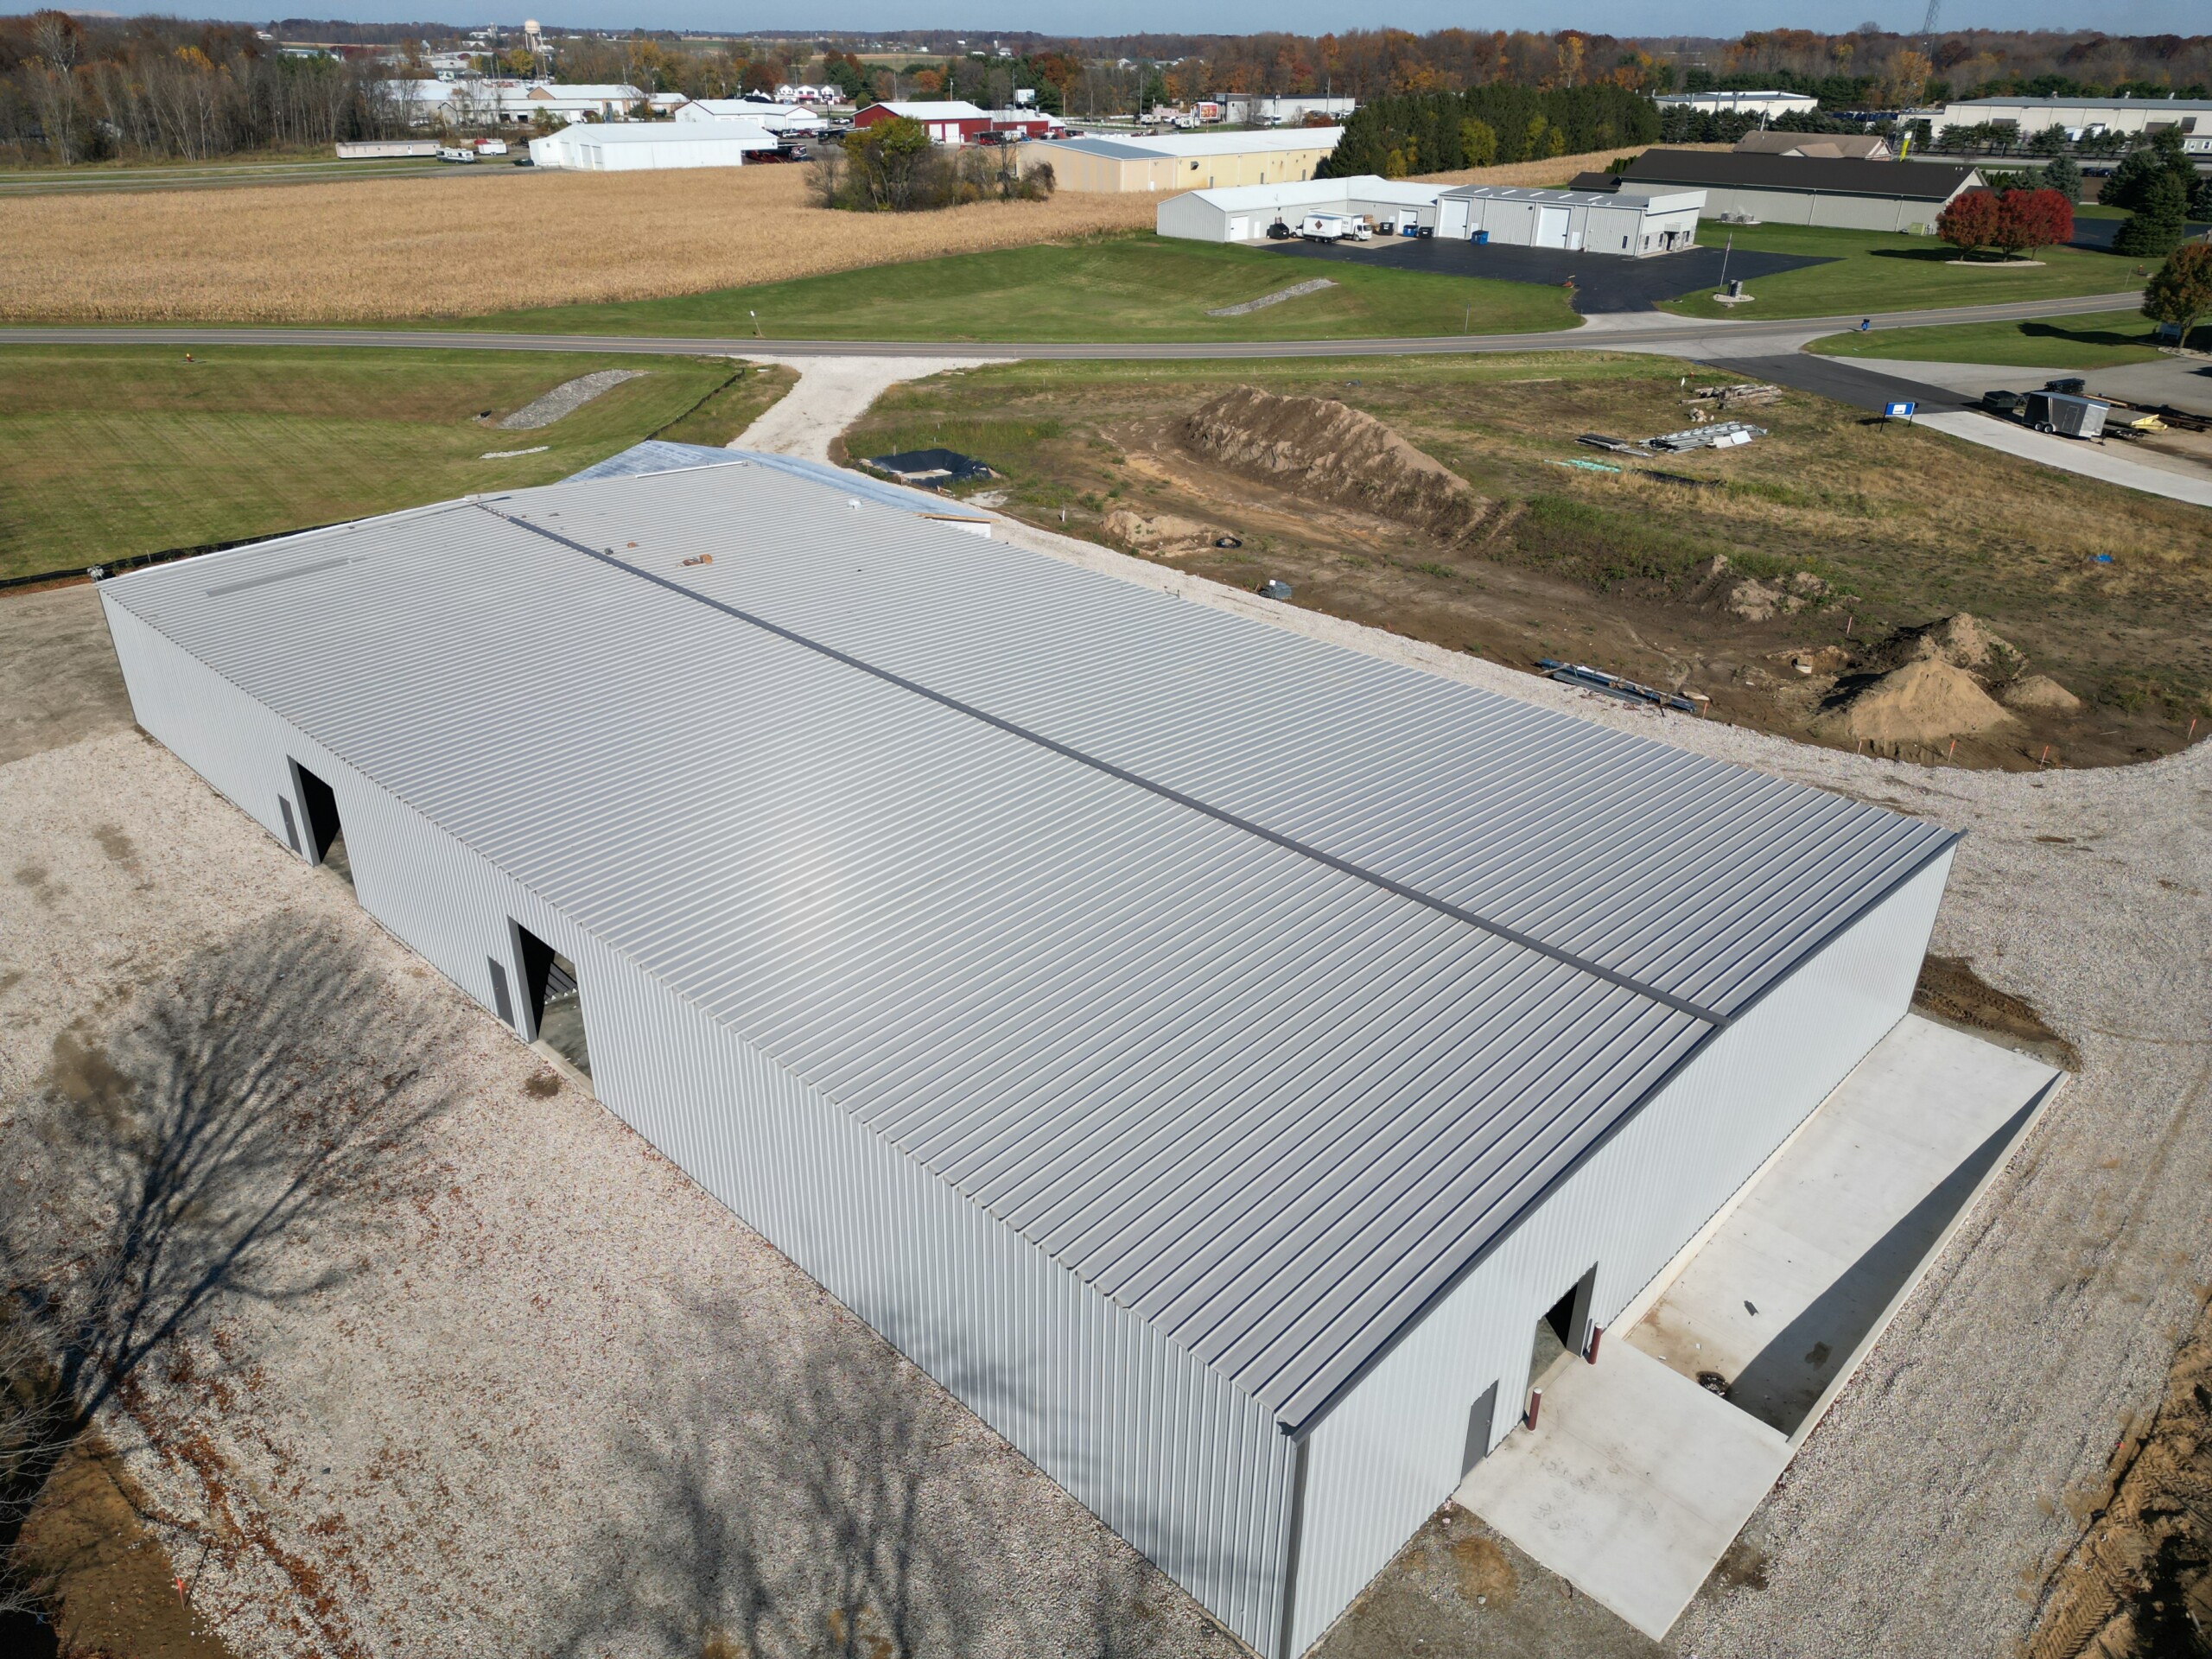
[289,760,353,887]
[514,923,591,1081]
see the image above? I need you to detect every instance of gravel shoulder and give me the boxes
[3,512,2207,1657]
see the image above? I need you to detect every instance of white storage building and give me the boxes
[527,120,779,170]
[97,454,1957,1658]
[1156,175,1445,241]
[676,97,828,136]
[1156,174,1703,255]
[1436,183,1706,255]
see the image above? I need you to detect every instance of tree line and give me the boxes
[0,10,410,163]
[1319,84,1657,179]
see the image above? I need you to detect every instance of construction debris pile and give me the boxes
[1579,420,1768,457]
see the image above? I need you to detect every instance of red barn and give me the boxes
[851,101,991,143]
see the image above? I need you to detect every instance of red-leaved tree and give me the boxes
[1994,188,2074,258]
[1937,188,2002,255]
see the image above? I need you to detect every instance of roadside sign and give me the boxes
[1885,400,1916,419]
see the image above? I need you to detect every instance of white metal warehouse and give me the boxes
[99,455,1957,1657]
[526,119,778,169]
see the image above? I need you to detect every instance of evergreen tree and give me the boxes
[2112,170,2189,258]
[2040,153,2082,203]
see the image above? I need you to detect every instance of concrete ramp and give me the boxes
[1455,1014,2063,1641]
[1453,1339,1788,1638]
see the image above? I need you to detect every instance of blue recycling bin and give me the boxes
[1473,229,1490,245]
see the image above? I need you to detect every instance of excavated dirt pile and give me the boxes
[1180,387,1489,541]
[2028,1297,2212,1659]
[1809,612,2082,748]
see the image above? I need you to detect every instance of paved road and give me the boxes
[0,290,2145,362]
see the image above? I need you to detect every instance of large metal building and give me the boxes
[98,454,1956,1656]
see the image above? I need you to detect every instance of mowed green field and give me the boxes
[0,347,788,580]
[453,233,1581,342]
[1808,307,2199,367]
[1661,222,2143,321]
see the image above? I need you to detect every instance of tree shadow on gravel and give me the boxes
[1,913,460,1604]
[553,1284,1233,1659]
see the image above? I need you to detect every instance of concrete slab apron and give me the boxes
[1454,1342,1787,1641]
[1453,1015,2062,1642]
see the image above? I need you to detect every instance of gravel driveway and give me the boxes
[2,555,2205,1659]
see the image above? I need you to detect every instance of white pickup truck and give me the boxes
[1298,213,1370,243]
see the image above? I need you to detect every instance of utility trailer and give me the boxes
[2023,390,2108,441]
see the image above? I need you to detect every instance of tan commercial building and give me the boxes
[1033,126,1341,193]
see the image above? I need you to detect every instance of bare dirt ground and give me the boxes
[847,359,2212,770]
[3,492,2209,1659]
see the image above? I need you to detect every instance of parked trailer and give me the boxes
[437,146,480,163]
[473,137,510,155]
[335,140,438,160]
[2024,390,2108,440]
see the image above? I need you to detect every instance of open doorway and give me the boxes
[513,922,591,1082]
[1528,1266,1599,1421]
[288,760,353,887]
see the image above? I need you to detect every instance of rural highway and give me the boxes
[0,290,2144,362]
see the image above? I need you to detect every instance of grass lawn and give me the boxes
[0,346,790,580]
[449,232,1580,343]
[1659,222,2144,321]
[1806,308,2202,367]
[843,355,2212,745]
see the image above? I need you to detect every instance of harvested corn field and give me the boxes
[0,164,1160,323]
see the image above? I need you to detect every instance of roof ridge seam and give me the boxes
[479,502,1729,1029]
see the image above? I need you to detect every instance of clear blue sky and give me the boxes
[292,1,2205,34]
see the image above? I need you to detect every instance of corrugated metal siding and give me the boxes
[1285,849,1951,1655]
[100,604,1301,1652]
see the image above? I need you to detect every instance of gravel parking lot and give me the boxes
[3,558,2207,1658]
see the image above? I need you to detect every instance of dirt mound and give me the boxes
[1181,387,1487,540]
[1683,554,1827,620]
[1913,955,2080,1071]
[2027,1293,2212,1659]
[1809,657,2019,745]
[2004,672,2085,713]
[1860,612,2024,681]
[1101,507,1224,557]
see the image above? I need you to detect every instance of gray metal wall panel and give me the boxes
[1285,849,1951,1655]
[102,610,1300,1654]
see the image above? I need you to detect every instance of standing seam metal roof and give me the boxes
[102,461,1950,1428]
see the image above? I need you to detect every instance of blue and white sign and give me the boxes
[1885,400,1916,418]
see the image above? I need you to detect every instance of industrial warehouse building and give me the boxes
[526,119,779,170]
[1434,182,1704,253]
[1039,125,1343,192]
[1921,93,2212,151]
[1619,148,1984,232]
[1157,173,1703,254]
[99,454,1957,1657]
